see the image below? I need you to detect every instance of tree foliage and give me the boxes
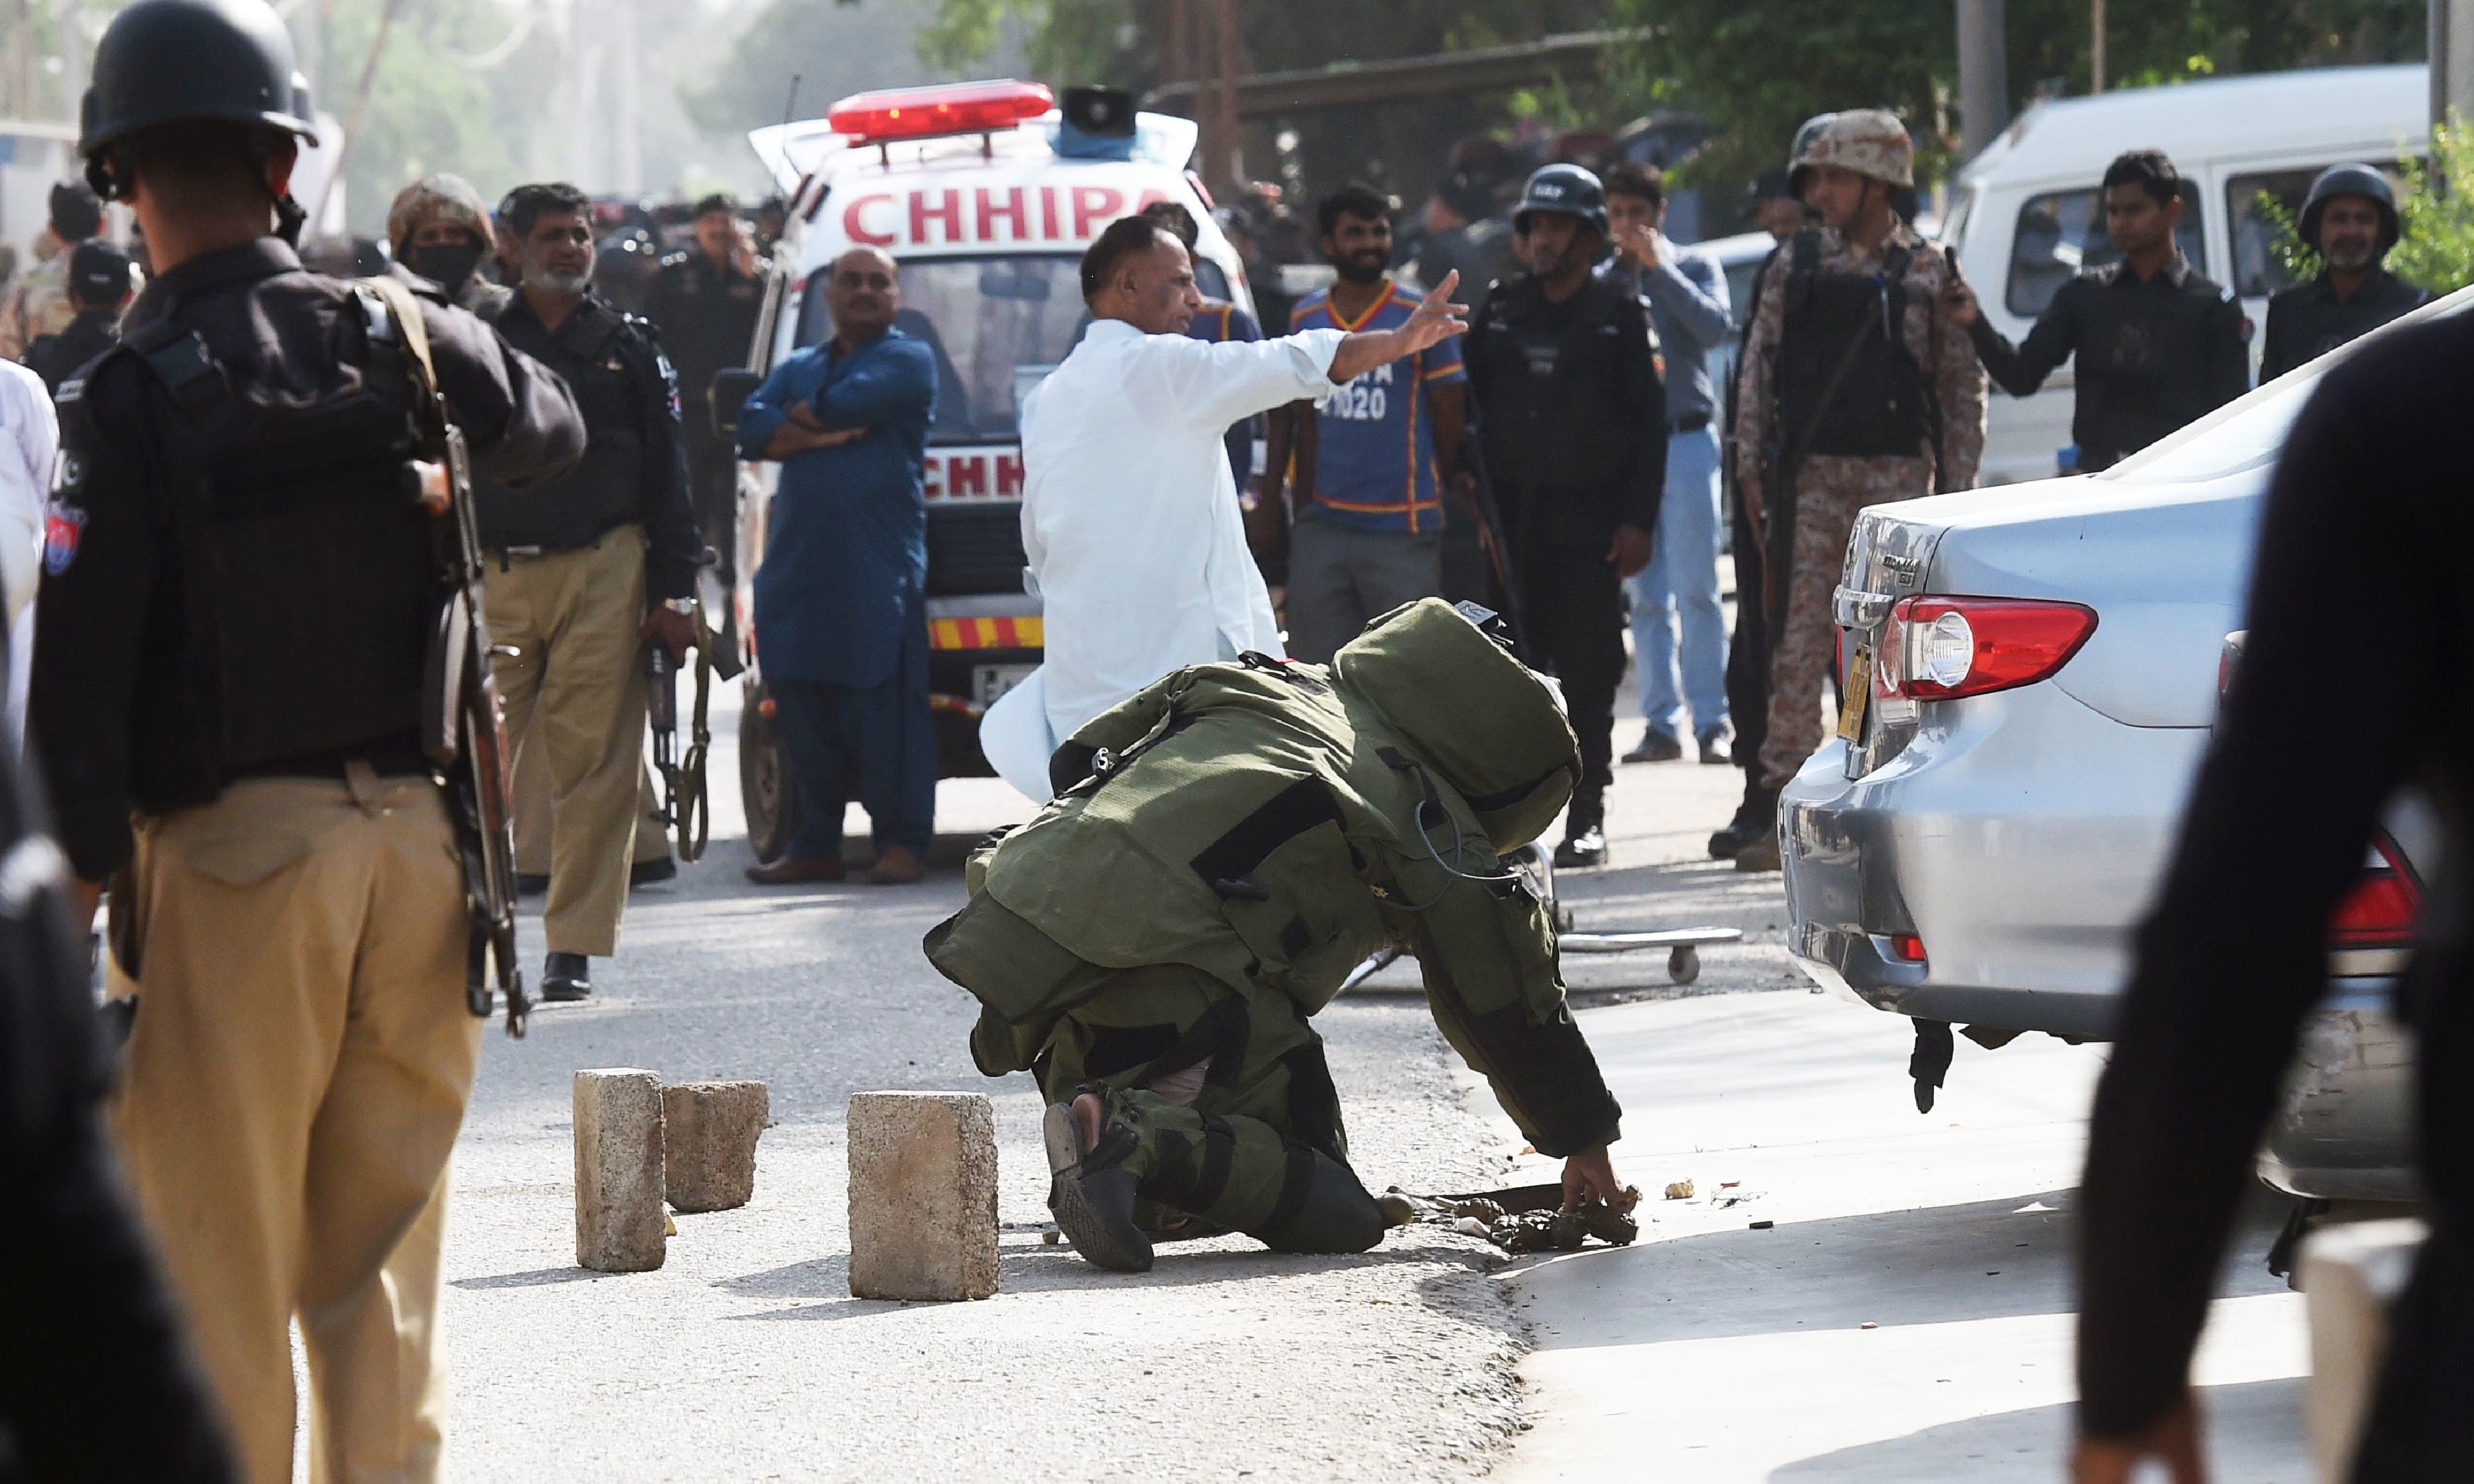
[2258,112,2474,295]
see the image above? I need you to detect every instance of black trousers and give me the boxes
[1516,534,1625,816]
[1723,478,1770,799]
[2349,1220,2474,1481]
[685,432,738,595]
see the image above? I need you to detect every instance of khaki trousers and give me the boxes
[106,773,483,1484]
[514,747,668,873]
[484,527,649,956]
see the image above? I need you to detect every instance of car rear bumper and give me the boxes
[2257,983,2418,1203]
[1781,681,2213,1038]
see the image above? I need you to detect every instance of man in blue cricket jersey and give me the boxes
[1265,182,1471,664]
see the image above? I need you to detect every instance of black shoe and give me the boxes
[630,856,678,890]
[515,873,549,897]
[1708,785,1778,860]
[1622,729,1682,764]
[541,950,592,1003]
[1554,823,1609,868]
[1043,1098,1154,1273]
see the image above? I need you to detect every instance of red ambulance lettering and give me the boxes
[843,193,898,247]
[995,452,1024,497]
[1133,187,1172,214]
[1071,185,1125,238]
[976,187,1028,242]
[1040,185,1062,240]
[947,455,988,498]
[910,189,963,245]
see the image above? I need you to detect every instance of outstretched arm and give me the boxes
[1327,269,1470,383]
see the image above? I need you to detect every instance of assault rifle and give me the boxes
[360,276,531,1037]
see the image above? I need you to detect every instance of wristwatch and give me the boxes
[659,597,697,616]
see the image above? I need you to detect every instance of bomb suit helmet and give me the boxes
[2298,163,2402,255]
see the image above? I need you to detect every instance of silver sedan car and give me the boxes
[1778,289,2458,1217]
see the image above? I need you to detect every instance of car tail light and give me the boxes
[827,80,1056,144]
[1887,934,1926,963]
[1875,596,2097,700]
[2328,833,2422,949]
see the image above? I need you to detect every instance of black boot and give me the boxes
[1554,795,1609,868]
[1733,787,1784,873]
[541,950,592,1003]
[1043,1088,1154,1273]
[1708,782,1778,860]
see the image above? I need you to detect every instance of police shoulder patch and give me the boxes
[42,498,86,576]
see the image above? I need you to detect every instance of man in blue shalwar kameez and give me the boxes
[734,246,939,885]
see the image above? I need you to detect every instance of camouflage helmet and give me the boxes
[1793,108,1913,191]
[1783,112,1838,196]
[386,172,492,256]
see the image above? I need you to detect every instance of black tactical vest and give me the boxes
[122,289,436,777]
[1778,233,1930,461]
[472,304,645,551]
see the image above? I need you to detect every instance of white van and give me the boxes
[1945,64,2425,485]
[722,81,1254,854]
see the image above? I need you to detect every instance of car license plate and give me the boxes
[975,664,1033,708]
[1836,644,1872,742]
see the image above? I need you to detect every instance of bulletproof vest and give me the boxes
[122,293,435,777]
[472,305,645,550]
[1778,232,1929,461]
[2070,266,2235,462]
[1470,276,1643,498]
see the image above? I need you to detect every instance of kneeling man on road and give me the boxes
[925,598,1626,1270]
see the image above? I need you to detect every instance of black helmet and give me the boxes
[1511,163,1607,236]
[2297,163,2401,254]
[81,0,317,199]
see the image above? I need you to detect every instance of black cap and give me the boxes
[693,192,737,219]
[67,239,133,307]
[1512,163,1608,236]
[2299,163,2402,254]
[80,0,317,177]
[49,179,104,241]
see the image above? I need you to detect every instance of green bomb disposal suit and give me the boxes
[925,599,1622,1256]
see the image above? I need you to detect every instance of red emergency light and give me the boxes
[827,80,1055,146]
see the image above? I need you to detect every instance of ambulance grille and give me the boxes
[926,505,1030,596]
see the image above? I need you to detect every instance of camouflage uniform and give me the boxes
[1733,113,1986,793]
[0,251,76,363]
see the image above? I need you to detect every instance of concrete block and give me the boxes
[847,1091,998,1302]
[2301,1215,2427,1482]
[573,1068,666,1273]
[663,1080,770,1213]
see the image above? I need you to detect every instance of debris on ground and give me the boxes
[1381,1182,1644,1253]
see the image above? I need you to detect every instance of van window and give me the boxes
[799,254,1089,444]
[2226,162,2405,298]
[795,252,1241,444]
[2004,182,2206,318]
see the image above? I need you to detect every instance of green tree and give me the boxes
[317,0,529,237]
[2258,112,2474,295]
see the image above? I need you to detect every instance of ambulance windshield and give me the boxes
[797,252,1235,444]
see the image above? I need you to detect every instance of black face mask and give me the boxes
[405,242,485,293]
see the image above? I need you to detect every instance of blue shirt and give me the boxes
[1185,297,1263,485]
[736,328,937,688]
[1288,281,1465,534]
[1600,242,1732,423]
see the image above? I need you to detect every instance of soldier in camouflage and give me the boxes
[925,599,1629,1272]
[1729,111,1986,871]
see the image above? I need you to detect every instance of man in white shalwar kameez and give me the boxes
[1006,215,1467,768]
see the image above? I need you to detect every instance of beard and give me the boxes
[523,262,592,295]
[1333,250,1388,285]
[2323,240,2376,272]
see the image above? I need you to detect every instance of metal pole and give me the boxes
[2434,0,2474,130]
[2090,0,2106,93]
[1955,0,2009,161]
[1212,0,1241,192]
[615,0,642,196]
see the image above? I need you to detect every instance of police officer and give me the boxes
[1731,111,1986,871]
[2258,164,2427,383]
[0,179,106,361]
[643,192,763,604]
[386,171,508,315]
[1945,148,2248,473]
[927,599,1629,1272]
[476,181,701,1003]
[1463,164,1665,869]
[28,1,584,1478]
[23,239,134,395]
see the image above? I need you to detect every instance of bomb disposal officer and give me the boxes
[28,1,584,1478]
[2258,164,2427,383]
[1945,149,2247,473]
[1463,164,1665,870]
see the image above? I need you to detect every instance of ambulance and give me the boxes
[722,80,1257,857]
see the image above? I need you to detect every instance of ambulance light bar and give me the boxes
[827,81,1056,146]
